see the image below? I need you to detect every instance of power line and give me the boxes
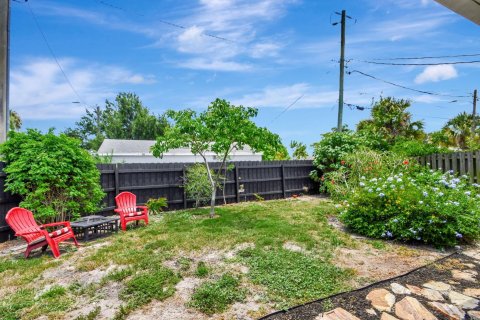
[271,95,304,122]
[355,59,480,66]
[25,2,85,104]
[93,0,236,43]
[368,53,480,61]
[347,70,472,98]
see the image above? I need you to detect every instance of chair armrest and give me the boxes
[40,221,71,228]
[114,209,123,213]
[15,230,43,237]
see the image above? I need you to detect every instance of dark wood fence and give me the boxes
[417,151,480,183]
[0,160,317,241]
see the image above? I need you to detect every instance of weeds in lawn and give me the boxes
[74,306,101,320]
[195,261,209,278]
[238,247,352,308]
[189,273,246,314]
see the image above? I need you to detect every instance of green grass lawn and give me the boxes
[0,198,358,320]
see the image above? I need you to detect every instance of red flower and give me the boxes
[331,179,335,185]
[340,160,346,165]
[403,160,409,165]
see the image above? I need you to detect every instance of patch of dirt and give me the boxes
[333,242,445,287]
[67,282,123,320]
[283,241,306,253]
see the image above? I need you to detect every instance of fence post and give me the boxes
[182,166,187,209]
[235,165,240,203]
[467,152,474,183]
[281,164,286,198]
[114,163,119,196]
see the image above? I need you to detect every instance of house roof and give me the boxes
[434,0,480,25]
[97,139,260,156]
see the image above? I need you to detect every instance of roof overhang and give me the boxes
[434,0,480,25]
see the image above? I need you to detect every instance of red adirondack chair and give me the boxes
[114,192,149,231]
[6,207,79,258]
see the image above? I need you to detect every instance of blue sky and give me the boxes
[9,0,480,151]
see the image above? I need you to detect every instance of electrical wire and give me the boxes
[271,95,304,122]
[347,70,472,98]
[369,53,480,61]
[93,0,236,43]
[355,59,480,66]
[25,2,85,104]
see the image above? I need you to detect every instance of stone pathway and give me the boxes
[263,249,480,320]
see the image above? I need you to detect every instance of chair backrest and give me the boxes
[115,192,137,214]
[6,207,42,243]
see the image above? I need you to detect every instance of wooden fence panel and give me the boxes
[0,160,317,241]
[417,151,480,183]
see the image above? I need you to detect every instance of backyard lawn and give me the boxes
[0,197,444,320]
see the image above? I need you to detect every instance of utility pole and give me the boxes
[337,10,346,132]
[0,0,9,143]
[472,89,478,135]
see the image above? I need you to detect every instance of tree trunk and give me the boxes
[210,185,216,218]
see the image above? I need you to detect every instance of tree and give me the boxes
[65,92,168,150]
[357,97,425,143]
[152,98,284,217]
[290,140,308,159]
[0,129,105,222]
[442,112,480,150]
[9,110,22,132]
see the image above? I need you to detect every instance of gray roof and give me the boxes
[97,139,258,155]
[98,139,156,154]
[434,0,480,25]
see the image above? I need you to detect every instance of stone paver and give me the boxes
[366,288,395,312]
[422,281,451,293]
[394,296,437,320]
[406,284,444,301]
[381,313,399,320]
[468,310,480,320]
[391,283,411,295]
[448,290,479,309]
[365,308,377,315]
[315,308,360,320]
[451,269,477,282]
[427,302,465,320]
[463,288,480,298]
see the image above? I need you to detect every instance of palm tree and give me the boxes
[9,110,22,132]
[442,112,479,150]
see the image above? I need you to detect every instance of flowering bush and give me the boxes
[339,165,480,247]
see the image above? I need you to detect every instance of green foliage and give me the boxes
[238,248,350,308]
[391,139,447,157]
[183,164,215,208]
[0,129,104,222]
[152,98,285,216]
[146,197,168,214]
[340,164,480,247]
[9,110,22,132]
[253,193,265,201]
[310,129,363,187]
[357,97,425,143]
[195,261,209,278]
[290,140,309,160]
[65,93,169,150]
[121,268,179,306]
[189,274,246,315]
[0,289,35,320]
[441,112,480,150]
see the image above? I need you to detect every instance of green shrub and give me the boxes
[0,129,105,222]
[146,197,168,214]
[189,274,245,315]
[340,164,480,247]
[183,164,218,208]
[391,139,447,157]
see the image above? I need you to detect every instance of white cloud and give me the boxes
[415,65,458,84]
[10,58,156,120]
[179,58,252,72]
